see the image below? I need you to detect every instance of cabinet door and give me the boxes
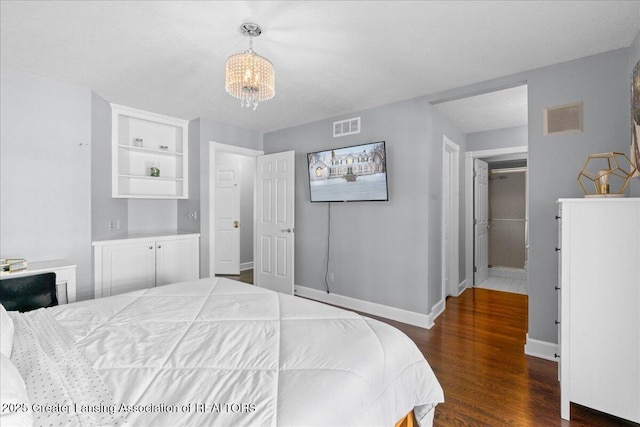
[155,237,199,287]
[100,241,156,297]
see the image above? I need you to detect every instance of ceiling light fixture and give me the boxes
[225,23,275,110]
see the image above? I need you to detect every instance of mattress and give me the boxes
[8,277,444,426]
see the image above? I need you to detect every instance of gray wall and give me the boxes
[467,125,528,152]
[527,49,629,344]
[0,67,93,300]
[425,48,631,344]
[188,118,262,277]
[128,200,177,233]
[91,91,128,241]
[264,98,466,315]
[92,91,180,239]
[176,119,201,233]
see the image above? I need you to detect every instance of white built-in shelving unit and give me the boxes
[111,104,189,199]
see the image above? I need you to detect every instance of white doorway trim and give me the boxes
[464,146,527,289]
[209,142,264,277]
[441,136,460,311]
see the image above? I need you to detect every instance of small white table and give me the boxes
[0,259,77,304]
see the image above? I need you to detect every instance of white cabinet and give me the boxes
[155,237,200,287]
[93,233,199,298]
[111,104,189,199]
[557,198,640,423]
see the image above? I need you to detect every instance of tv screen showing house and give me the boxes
[307,141,388,202]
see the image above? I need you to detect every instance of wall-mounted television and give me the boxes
[307,141,388,202]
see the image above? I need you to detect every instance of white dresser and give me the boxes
[557,198,640,423]
[93,232,200,298]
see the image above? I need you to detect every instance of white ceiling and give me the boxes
[434,85,528,134]
[1,1,638,134]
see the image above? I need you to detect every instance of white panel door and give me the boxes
[474,159,489,285]
[101,241,156,297]
[156,237,200,286]
[214,162,240,275]
[256,151,295,294]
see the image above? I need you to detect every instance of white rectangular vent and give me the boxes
[333,117,361,137]
[544,102,583,136]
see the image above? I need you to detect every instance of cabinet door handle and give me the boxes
[157,245,162,249]
[555,320,560,325]
[554,353,560,359]
[555,286,560,291]
[555,247,561,252]
[555,215,561,220]
[149,246,153,249]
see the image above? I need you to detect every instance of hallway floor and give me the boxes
[476,275,527,295]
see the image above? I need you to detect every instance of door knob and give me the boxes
[233,220,240,229]
[281,228,292,233]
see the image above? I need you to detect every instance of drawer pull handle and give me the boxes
[555,247,561,251]
[555,286,560,291]
[555,320,560,325]
[555,215,561,220]
[554,353,560,359]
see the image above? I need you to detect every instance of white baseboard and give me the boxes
[294,285,434,329]
[240,262,253,271]
[457,279,467,296]
[430,299,445,323]
[524,334,558,362]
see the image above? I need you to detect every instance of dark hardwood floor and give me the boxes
[376,288,636,427]
[223,272,634,426]
[217,268,253,285]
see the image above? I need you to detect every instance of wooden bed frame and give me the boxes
[394,410,416,427]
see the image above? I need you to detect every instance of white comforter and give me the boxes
[14,278,444,426]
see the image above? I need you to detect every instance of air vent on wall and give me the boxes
[333,117,360,137]
[543,102,583,136]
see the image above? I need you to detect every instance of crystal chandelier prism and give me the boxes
[225,23,275,110]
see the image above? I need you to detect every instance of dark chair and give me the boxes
[0,272,58,312]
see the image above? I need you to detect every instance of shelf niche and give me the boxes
[111,104,189,199]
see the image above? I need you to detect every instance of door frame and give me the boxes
[209,141,264,277]
[441,135,460,306]
[464,146,527,289]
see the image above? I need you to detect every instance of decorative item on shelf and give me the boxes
[133,138,144,148]
[1,258,27,272]
[225,22,275,110]
[159,145,169,151]
[149,166,160,177]
[577,152,636,197]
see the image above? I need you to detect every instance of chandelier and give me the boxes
[225,23,275,110]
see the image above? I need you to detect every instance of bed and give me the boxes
[1,277,444,426]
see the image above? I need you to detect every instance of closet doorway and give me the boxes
[484,161,527,294]
[465,148,528,296]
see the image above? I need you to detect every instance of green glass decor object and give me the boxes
[149,167,160,177]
